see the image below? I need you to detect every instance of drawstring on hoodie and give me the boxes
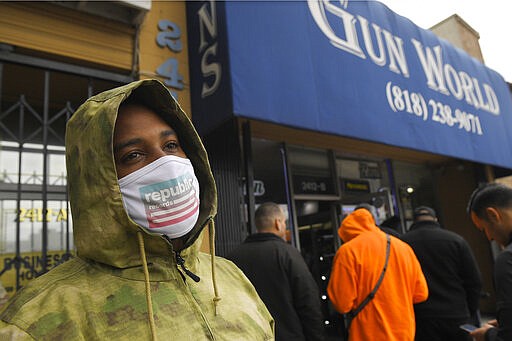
[137,231,157,341]
[209,218,222,316]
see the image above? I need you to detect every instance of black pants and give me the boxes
[415,317,472,341]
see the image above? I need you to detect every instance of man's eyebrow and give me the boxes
[114,130,177,152]
[113,138,142,153]
[161,130,177,138]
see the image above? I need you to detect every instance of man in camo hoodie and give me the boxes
[0,79,274,340]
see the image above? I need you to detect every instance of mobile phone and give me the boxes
[459,324,478,333]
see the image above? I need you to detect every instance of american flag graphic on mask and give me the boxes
[139,173,199,229]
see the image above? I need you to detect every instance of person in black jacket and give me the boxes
[227,202,324,341]
[402,206,482,341]
[468,183,512,341]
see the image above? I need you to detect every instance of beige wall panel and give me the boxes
[247,119,451,165]
[0,3,134,70]
[139,1,191,115]
[431,15,484,62]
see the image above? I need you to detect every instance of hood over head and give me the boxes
[338,208,379,242]
[66,79,217,269]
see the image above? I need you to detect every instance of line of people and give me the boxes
[326,188,512,341]
[225,200,486,341]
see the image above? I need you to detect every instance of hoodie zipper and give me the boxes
[162,235,201,282]
[175,252,200,282]
[162,235,216,340]
[174,267,216,341]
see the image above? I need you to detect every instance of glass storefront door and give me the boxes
[249,137,397,336]
[0,199,72,295]
[0,141,71,295]
[0,60,123,298]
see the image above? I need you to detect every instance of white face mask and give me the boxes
[118,155,200,239]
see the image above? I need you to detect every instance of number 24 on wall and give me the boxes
[156,19,184,95]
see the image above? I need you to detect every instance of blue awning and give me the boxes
[186,1,512,168]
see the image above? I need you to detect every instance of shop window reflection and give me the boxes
[48,153,66,186]
[0,200,73,253]
[0,149,19,184]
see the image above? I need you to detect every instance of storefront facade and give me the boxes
[186,0,512,329]
[1,0,510,330]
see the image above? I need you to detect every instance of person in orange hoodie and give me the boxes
[328,208,428,341]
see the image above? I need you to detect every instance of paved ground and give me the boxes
[322,313,497,340]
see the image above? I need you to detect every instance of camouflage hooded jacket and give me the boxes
[0,80,274,340]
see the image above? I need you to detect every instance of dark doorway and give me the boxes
[295,200,345,339]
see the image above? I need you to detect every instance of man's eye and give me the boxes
[164,141,179,152]
[122,151,141,162]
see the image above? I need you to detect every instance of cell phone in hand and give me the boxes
[459,323,478,333]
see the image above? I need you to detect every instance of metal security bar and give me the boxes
[0,59,127,293]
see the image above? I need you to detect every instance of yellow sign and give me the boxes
[346,182,369,191]
[0,251,73,298]
[18,208,68,222]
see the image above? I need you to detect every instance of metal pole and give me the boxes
[41,72,49,273]
[281,143,300,250]
[65,104,71,257]
[0,62,3,113]
[242,121,255,235]
[15,96,24,290]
